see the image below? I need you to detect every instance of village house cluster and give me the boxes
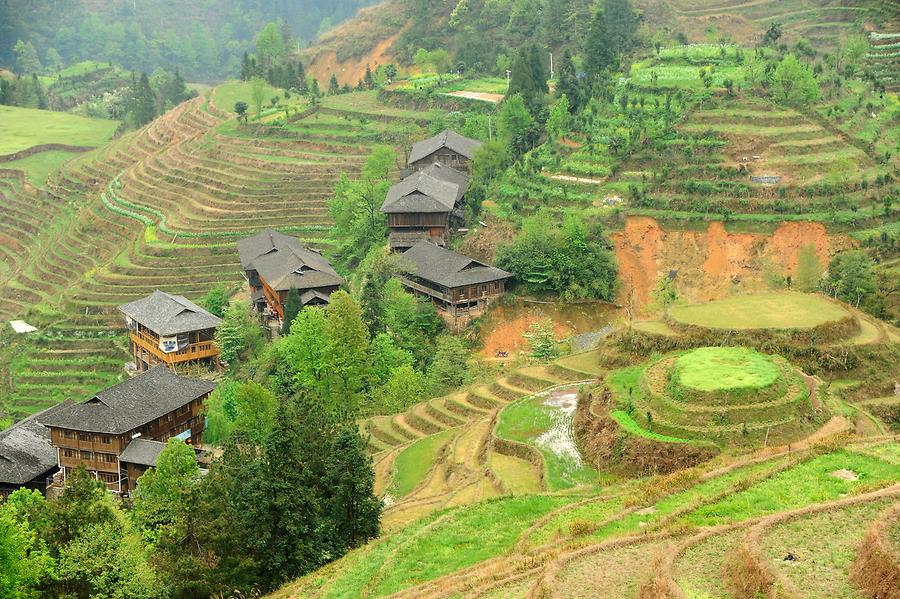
[0,129,512,498]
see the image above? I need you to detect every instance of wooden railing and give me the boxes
[130,332,219,365]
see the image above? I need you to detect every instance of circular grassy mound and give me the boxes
[606,347,827,448]
[675,347,780,393]
[668,292,849,331]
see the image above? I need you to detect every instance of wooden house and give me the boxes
[381,163,470,251]
[119,290,222,372]
[39,365,213,494]
[398,240,512,319]
[0,408,63,499]
[408,130,483,174]
[237,229,343,322]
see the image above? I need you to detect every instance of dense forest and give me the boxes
[0,0,378,80]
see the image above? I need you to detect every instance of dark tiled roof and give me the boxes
[119,438,168,467]
[399,241,512,289]
[0,405,65,485]
[238,230,343,294]
[381,163,470,214]
[409,130,483,165]
[119,290,222,336]
[39,366,214,435]
[236,229,302,271]
[300,290,331,305]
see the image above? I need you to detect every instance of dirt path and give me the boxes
[443,90,504,103]
[548,173,607,185]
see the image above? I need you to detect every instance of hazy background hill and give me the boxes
[0,0,379,80]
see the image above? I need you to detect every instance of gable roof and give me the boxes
[399,241,512,289]
[236,229,302,271]
[119,290,222,336]
[381,163,470,214]
[408,130,483,165]
[237,229,343,295]
[0,406,64,485]
[119,439,168,467]
[39,365,215,435]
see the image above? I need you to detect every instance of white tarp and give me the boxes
[9,320,38,334]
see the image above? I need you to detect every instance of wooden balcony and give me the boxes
[130,330,219,366]
[398,276,453,303]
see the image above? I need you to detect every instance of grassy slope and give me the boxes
[669,293,850,330]
[0,105,118,154]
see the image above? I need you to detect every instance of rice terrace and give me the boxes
[0,0,898,598]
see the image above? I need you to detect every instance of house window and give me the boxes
[63,449,77,458]
[80,451,92,460]
[98,453,116,463]
[63,431,74,439]
[99,472,118,483]
[101,436,111,445]
[79,433,92,442]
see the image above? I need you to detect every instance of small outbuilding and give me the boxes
[408,130,483,174]
[398,240,511,320]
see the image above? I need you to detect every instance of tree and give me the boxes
[203,283,229,318]
[13,40,41,74]
[762,22,783,46]
[0,499,54,597]
[250,76,267,116]
[328,73,340,95]
[771,54,819,105]
[584,7,617,81]
[130,72,157,126]
[555,49,580,111]
[498,93,535,155]
[255,21,286,68]
[546,95,571,139]
[132,439,200,545]
[327,145,395,269]
[496,211,618,301]
[57,517,165,599]
[649,275,679,316]
[322,428,381,548]
[507,44,546,110]
[44,47,63,71]
[604,0,636,52]
[282,287,303,334]
[363,64,375,90]
[234,100,248,122]
[524,319,558,361]
[372,365,426,413]
[794,244,823,292]
[426,335,470,395]
[370,332,414,386]
[216,300,262,366]
[232,381,278,443]
[46,466,118,548]
[824,250,877,307]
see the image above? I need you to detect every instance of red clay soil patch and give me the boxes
[306,31,402,87]
[479,301,619,358]
[612,216,853,315]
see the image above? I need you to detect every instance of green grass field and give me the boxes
[675,347,780,392]
[669,293,849,330]
[211,79,291,114]
[0,105,119,155]
[1,149,83,187]
[389,429,453,498]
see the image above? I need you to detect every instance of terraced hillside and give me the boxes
[276,408,900,597]
[0,91,420,419]
[658,0,871,49]
[271,297,898,597]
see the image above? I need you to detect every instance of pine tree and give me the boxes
[556,49,580,111]
[328,73,340,96]
[584,7,617,81]
[281,287,302,334]
[130,72,157,126]
[310,77,320,97]
[528,45,549,96]
[295,61,308,93]
[240,53,251,81]
[604,0,636,53]
[507,45,545,111]
[363,64,375,90]
[31,74,47,109]
[323,428,381,548]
